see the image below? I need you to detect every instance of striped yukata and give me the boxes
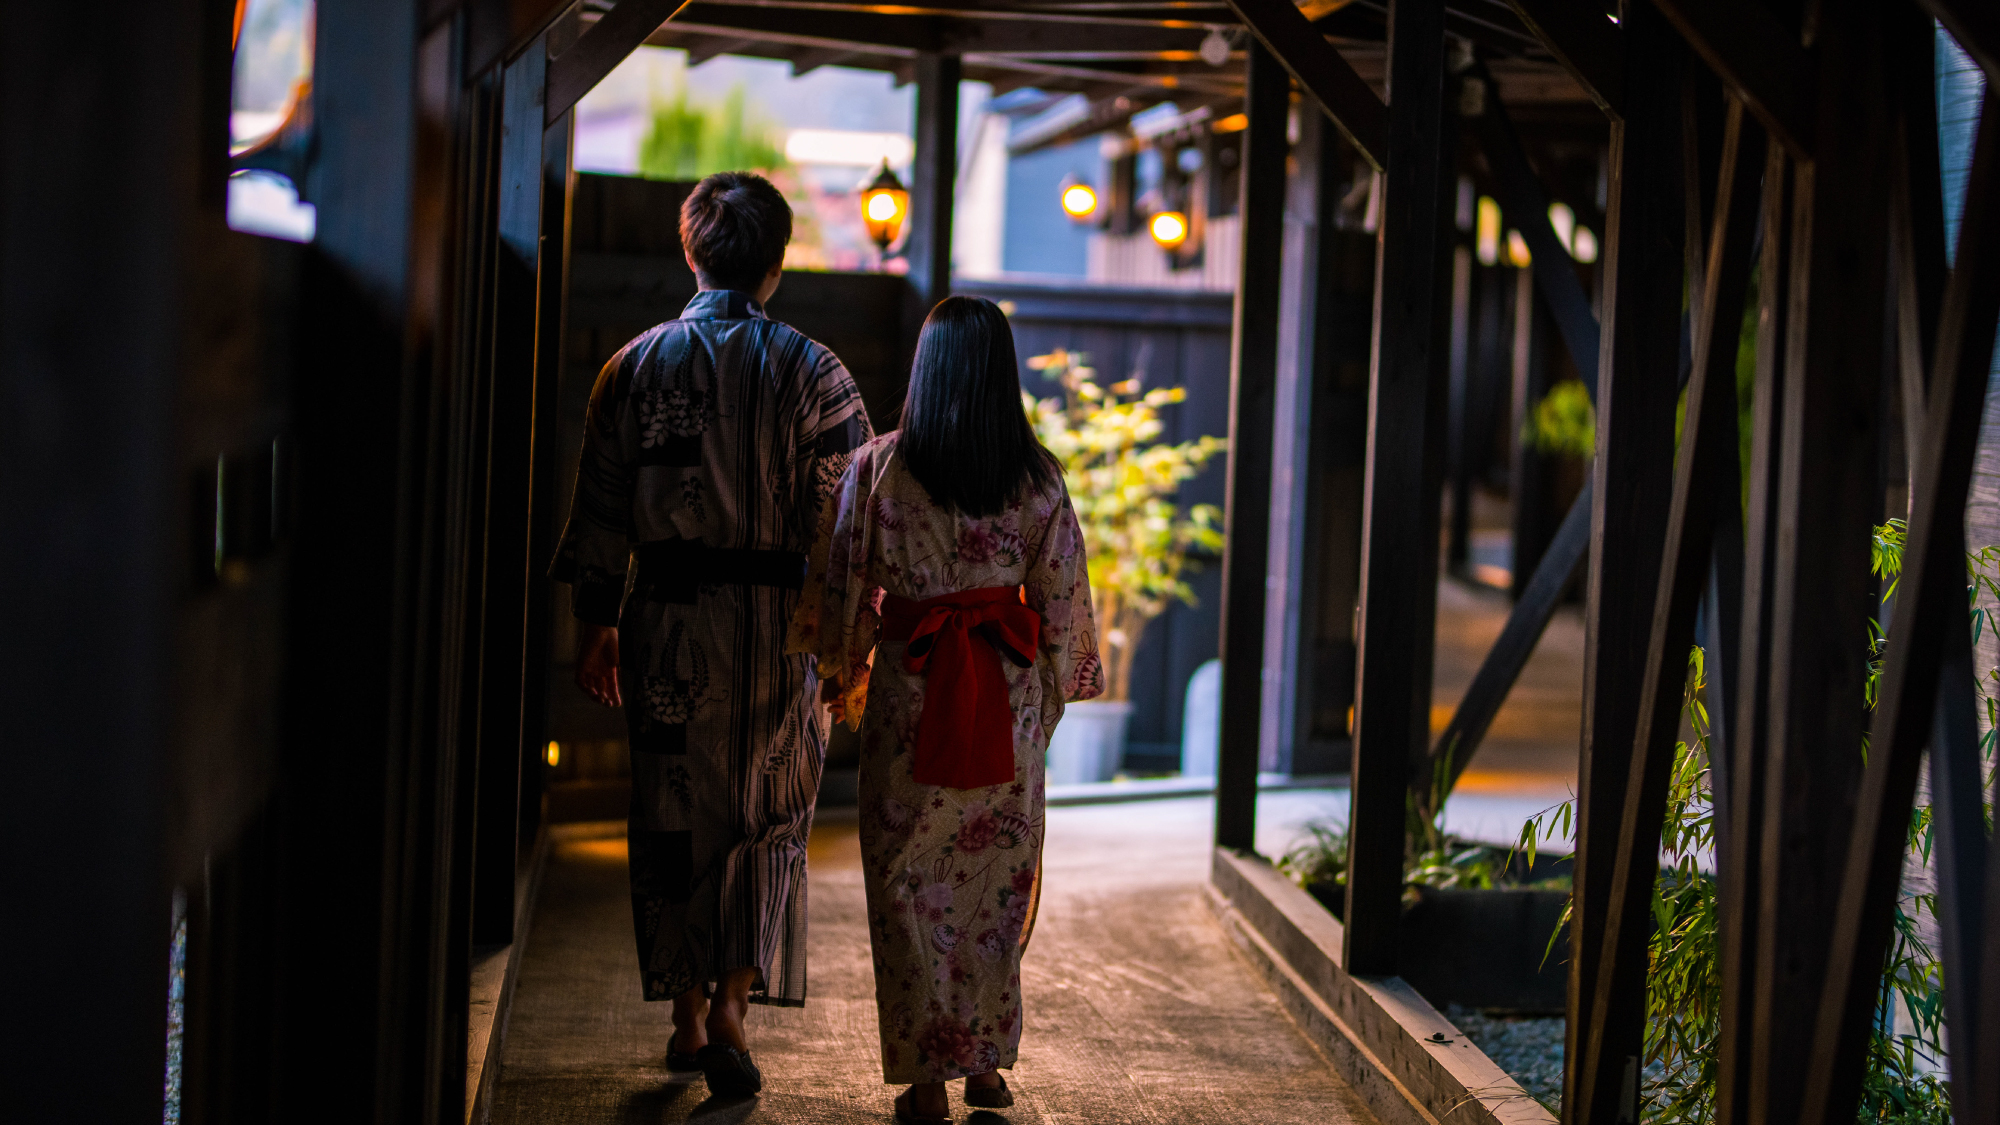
[551,288,872,1006]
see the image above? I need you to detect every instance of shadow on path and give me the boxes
[492,801,1376,1125]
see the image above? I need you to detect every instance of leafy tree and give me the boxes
[637,85,788,181]
[1024,349,1224,703]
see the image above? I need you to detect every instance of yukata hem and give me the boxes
[880,1046,1019,1086]
[640,970,808,1008]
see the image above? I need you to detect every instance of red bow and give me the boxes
[880,587,1040,789]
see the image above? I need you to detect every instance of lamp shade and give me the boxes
[860,160,909,251]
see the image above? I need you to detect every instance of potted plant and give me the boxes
[1024,348,1225,783]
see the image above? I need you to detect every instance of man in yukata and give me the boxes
[550,170,872,1098]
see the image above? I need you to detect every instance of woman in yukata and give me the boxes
[787,295,1102,1123]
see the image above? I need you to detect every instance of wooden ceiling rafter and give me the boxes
[562,0,1603,146]
[1503,0,1621,114]
[1650,0,1810,158]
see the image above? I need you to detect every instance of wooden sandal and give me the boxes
[963,1073,1014,1109]
[894,1089,954,1124]
[665,1028,702,1072]
[696,1044,763,1096]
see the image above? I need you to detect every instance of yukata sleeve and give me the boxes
[793,343,874,522]
[786,441,882,730]
[1025,480,1103,705]
[549,347,639,626]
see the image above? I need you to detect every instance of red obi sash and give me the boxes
[879,586,1040,789]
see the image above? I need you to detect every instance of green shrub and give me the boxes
[1513,521,1980,1123]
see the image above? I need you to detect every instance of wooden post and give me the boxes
[1265,108,1334,775]
[473,34,548,949]
[0,0,215,1117]
[908,53,960,310]
[1578,95,1763,1120]
[1800,83,2000,1125]
[520,107,574,848]
[1445,213,1475,575]
[1507,272,1552,596]
[1343,0,1454,974]
[1564,7,1684,1122]
[1743,2,1893,1120]
[1713,141,1791,1125]
[1213,39,1289,851]
[285,4,469,1120]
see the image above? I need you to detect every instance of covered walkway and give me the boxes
[492,798,1378,1124]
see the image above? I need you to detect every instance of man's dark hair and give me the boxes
[899,296,1060,517]
[679,171,792,292]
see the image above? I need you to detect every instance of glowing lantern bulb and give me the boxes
[545,741,561,767]
[1061,183,1098,219]
[1150,210,1189,249]
[858,160,910,251]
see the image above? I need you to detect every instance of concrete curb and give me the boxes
[1207,847,1557,1125]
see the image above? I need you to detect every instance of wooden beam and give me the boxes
[546,0,694,126]
[662,3,1215,54]
[906,52,959,309]
[1225,0,1389,170]
[1798,86,2000,1125]
[686,35,755,65]
[1267,106,1337,776]
[1891,24,1951,438]
[1342,0,1454,974]
[1562,6,1684,1121]
[787,45,859,75]
[1504,0,1622,115]
[1742,1,1895,1120]
[515,100,576,909]
[469,36,551,949]
[1711,139,1789,1125]
[1650,0,1810,159]
[1580,96,1763,1122]
[1213,38,1289,851]
[1465,59,1602,397]
[1507,271,1553,594]
[1710,138,1790,1125]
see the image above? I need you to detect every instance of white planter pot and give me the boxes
[1180,658,1222,779]
[1046,700,1134,785]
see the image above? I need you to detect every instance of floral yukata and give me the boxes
[552,289,871,1007]
[786,433,1102,1083]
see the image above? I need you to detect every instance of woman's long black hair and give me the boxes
[898,295,1060,517]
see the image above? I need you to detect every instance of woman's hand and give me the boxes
[577,624,622,708]
[820,675,845,725]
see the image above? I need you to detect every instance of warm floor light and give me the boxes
[1061,182,1098,219]
[1572,226,1600,263]
[1150,210,1189,249]
[1476,196,1501,266]
[545,740,561,767]
[1506,229,1532,268]
[1548,201,1576,253]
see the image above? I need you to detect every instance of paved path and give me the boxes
[492,797,1378,1125]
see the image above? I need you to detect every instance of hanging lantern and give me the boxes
[1149,210,1189,250]
[1060,178,1098,221]
[859,160,910,251]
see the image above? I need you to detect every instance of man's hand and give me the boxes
[577,624,622,708]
